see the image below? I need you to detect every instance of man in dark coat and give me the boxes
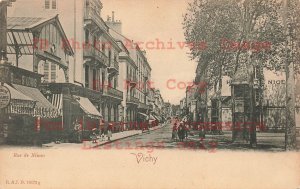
[178,122,185,142]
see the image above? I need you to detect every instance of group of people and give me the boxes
[172,121,189,142]
[73,119,113,143]
[90,126,113,143]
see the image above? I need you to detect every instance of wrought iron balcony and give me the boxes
[126,75,137,88]
[126,95,139,105]
[148,104,154,111]
[1,0,16,6]
[83,45,108,67]
[84,4,108,32]
[102,86,123,100]
[138,102,149,110]
[108,60,119,75]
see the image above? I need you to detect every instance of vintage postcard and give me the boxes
[0,0,299,188]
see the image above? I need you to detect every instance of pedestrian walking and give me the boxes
[100,128,105,141]
[184,123,189,139]
[178,122,185,142]
[107,123,113,141]
[73,119,82,143]
[90,128,98,143]
[172,123,178,141]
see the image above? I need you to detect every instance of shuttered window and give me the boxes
[52,0,57,9]
[51,63,56,82]
[44,61,49,82]
[45,0,50,9]
[45,0,57,9]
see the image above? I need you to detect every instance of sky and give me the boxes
[101,0,197,105]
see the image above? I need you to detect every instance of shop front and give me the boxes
[0,64,60,145]
[73,95,102,141]
[40,82,103,143]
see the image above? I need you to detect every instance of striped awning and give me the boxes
[12,84,60,118]
[48,93,63,112]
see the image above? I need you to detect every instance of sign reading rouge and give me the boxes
[0,85,11,109]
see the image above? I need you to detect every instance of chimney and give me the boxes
[105,11,122,34]
[142,50,147,58]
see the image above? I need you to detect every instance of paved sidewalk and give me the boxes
[42,124,166,149]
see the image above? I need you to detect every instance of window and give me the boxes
[45,0,50,9]
[51,63,56,82]
[234,85,244,98]
[45,0,56,9]
[108,50,111,66]
[93,69,96,90]
[93,36,97,49]
[211,99,219,123]
[102,43,105,52]
[85,65,89,88]
[114,76,117,88]
[52,0,57,9]
[111,106,114,122]
[85,30,89,44]
[44,61,49,82]
[102,72,105,90]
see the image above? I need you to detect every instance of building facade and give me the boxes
[107,14,164,127]
[3,0,168,144]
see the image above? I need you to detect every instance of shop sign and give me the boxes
[0,85,11,109]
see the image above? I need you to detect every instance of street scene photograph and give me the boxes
[0,0,300,188]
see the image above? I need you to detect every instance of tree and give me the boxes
[264,81,286,132]
[183,0,300,148]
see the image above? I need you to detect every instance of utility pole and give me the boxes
[0,1,8,64]
[0,0,15,64]
[283,0,296,150]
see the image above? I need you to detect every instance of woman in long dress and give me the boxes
[172,123,178,141]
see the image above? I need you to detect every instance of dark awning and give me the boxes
[5,83,33,102]
[153,114,162,122]
[3,83,35,115]
[74,95,102,119]
[149,114,156,120]
[138,112,149,120]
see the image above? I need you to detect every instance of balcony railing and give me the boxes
[138,102,149,110]
[148,104,154,111]
[40,83,102,101]
[83,45,108,67]
[108,59,119,69]
[126,95,139,104]
[102,86,123,100]
[126,75,137,88]
[113,60,119,70]
[84,4,108,32]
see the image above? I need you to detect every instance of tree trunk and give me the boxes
[284,0,296,150]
